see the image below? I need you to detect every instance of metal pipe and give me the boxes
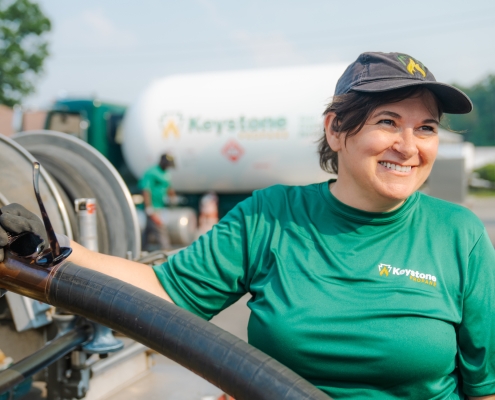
[0,251,55,303]
[90,342,147,377]
[135,250,169,265]
[0,325,91,394]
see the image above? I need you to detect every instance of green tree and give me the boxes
[0,0,51,107]
[475,163,495,183]
[447,75,495,146]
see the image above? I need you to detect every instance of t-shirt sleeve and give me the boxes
[152,196,256,320]
[458,229,495,397]
[158,171,170,189]
[138,170,152,191]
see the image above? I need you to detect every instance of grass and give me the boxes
[469,188,495,197]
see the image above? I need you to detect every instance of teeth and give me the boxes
[379,162,412,172]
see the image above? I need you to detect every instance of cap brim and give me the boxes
[351,80,473,114]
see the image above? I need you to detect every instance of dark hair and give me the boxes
[318,86,444,174]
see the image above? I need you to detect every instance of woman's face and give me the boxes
[325,93,440,212]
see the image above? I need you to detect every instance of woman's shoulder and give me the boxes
[416,192,485,231]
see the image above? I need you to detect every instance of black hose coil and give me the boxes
[49,262,331,400]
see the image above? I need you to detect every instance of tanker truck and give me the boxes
[44,64,349,217]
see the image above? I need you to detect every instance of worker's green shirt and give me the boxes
[153,181,495,399]
[138,165,171,208]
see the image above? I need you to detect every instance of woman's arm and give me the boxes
[458,230,495,400]
[0,203,172,301]
[68,240,173,303]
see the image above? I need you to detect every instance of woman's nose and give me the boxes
[392,129,419,158]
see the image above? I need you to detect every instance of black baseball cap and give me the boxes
[335,52,472,114]
[159,153,175,168]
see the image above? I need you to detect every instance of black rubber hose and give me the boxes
[48,262,331,400]
[0,325,90,394]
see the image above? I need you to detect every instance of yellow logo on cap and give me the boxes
[397,54,427,78]
[406,58,426,77]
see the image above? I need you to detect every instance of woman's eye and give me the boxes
[378,119,395,126]
[418,125,436,133]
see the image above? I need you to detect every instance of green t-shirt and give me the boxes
[153,181,495,399]
[138,165,171,208]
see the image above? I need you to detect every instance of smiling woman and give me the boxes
[323,89,441,211]
[2,52,495,400]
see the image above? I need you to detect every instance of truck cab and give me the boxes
[45,99,138,192]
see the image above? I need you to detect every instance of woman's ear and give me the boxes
[324,112,342,152]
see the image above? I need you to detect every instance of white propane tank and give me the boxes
[121,64,348,193]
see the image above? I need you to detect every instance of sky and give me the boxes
[24,0,495,109]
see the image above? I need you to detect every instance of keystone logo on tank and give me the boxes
[378,263,437,287]
[159,112,288,139]
[160,112,183,139]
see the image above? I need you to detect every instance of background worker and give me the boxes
[140,153,177,251]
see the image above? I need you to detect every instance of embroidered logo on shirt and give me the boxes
[378,263,437,287]
[379,264,391,276]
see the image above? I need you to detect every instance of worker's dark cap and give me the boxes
[159,153,175,168]
[335,52,472,114]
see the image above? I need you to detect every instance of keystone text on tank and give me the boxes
[188,116,287,134]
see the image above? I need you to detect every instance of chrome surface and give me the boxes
[14,130,141,258]
[0,134,72,238]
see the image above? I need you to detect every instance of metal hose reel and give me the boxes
[13,130,141,259]
[0,131,141,332]
[0,132,143,394]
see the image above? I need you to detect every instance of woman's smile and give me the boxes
[378,161,414,173]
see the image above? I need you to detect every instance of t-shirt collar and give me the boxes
[319,179,419,225]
